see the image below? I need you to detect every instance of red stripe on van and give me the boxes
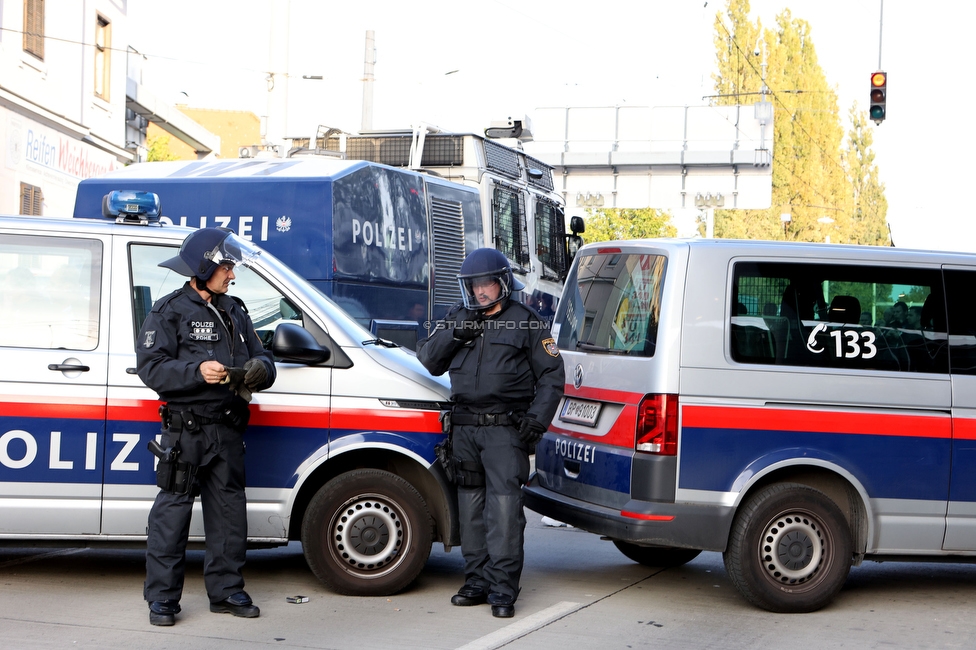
[563,383,644,405]
[330,409,440,433]
[682,405,950,439]
[0,397,105,420]
[621,510,675,521]
[5,399,440,433]
[954,418,976,440]
[107,399,162,422]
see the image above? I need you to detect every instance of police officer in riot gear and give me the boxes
[137,228,276,626]
[417,248,564,618]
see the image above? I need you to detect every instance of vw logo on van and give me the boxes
[574,364,584,389]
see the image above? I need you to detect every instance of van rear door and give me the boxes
[534,245,684,514]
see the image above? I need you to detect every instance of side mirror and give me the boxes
[272,322,331,364]
[565,234,584,268]
[569,216,585,234]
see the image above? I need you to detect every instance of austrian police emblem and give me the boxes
[143,330,156,348]
[542,337,559,357]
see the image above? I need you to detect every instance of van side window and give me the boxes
[554,252,666,357]
[129,243,303,350]
[945,270,976,374]
[731,262,947,373]
[0,234,101,350]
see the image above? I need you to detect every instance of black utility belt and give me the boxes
[161,404,245,430]
[451,412,521,426]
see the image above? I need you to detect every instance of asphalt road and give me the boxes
[2,510,976,650]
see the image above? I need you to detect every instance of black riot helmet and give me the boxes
[457,248,525,311]
[159,227,260,282]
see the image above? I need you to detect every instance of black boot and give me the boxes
[488,591,515,618]
[148,599,181,626]
[451,583,488,606]
[210,591,260,618]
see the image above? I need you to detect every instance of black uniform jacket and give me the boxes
[136,283,276,417]
[417,300,565,427]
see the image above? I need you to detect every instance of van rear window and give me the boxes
[731,261,948,374]
[554,252,666,357]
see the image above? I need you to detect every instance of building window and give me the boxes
[20,183,43,215]
[94,15,111,100]
[23,0,45,61]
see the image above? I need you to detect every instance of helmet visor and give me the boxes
[206,233,261,269]
[458,272,511,310]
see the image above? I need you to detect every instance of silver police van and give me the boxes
[524,238,976,612]
[0,193,455,596]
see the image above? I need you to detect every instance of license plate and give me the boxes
[559,398,601,427]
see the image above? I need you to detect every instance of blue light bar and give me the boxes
[101,190,161,224]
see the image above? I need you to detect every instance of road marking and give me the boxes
[455,600,582,650]
[0,548,87,569]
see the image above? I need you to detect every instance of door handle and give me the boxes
[48,363,91,372]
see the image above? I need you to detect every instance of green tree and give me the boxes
[582,207,677,244]
[846,105,890,245]
[709,0,887,245]
[146,133,179,162]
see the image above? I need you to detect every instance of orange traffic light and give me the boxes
[870,71,887,124]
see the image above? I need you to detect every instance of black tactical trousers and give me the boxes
[453,423,531,602]
[144,423,247,604]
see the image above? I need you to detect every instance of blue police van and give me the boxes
[73,156,576,348]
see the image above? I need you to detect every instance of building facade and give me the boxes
[0,0,134,217]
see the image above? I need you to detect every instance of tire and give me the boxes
[612,540,702,568]
[301,469,433,596]
[723,483,853,613]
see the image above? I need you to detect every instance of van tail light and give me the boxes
[635,393,678,455]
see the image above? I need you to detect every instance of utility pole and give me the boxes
[361,30,376,133]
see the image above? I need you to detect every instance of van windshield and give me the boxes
[554,252,667,357]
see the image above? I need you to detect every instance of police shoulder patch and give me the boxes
[143,330,156,348]
[542,337,559,357]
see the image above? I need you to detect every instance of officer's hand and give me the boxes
[200,360,227,384]
[518,417,547,447]
[452,312,484,342]
[243,358,269,390]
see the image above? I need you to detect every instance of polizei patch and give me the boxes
[542,337,559,357]
[189,321,220,342]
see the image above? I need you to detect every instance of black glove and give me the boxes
[452,312,484,342]
[518,416,547,447]
[244,358,269,390]
[221,366,252,402]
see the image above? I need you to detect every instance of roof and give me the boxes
[579,237,976,264]
[86,158,379,182]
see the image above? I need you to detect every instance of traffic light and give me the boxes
[869,71,887,124]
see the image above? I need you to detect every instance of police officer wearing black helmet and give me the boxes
[417,248,564,618]
[137,227,276,626]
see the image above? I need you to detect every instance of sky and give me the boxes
[128,0,976,253]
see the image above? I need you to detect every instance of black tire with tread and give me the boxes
[723,482,853,613]
[300,469,433,596]
[612,540,702,568]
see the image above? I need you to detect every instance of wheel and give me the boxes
[300,469,433,596]
[723,483,853,613]
[612,540,701,568]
